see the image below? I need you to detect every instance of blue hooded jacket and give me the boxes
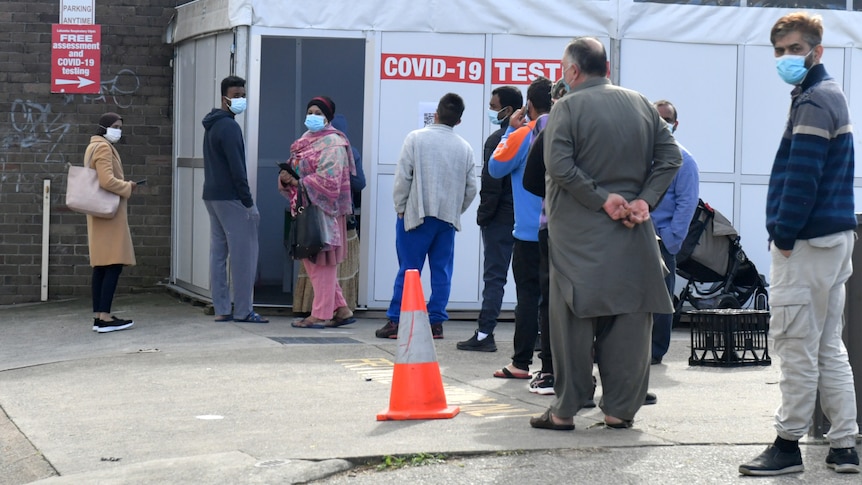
[202,108,253,207]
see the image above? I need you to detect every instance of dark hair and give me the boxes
[436,92,465,127]
[565,37,607,77]
[526,76,553,113]
[492,85,523,111]
[771,12,822,47]
[653,99,678,122]
[96,112,122,135]
[220,75,246,97]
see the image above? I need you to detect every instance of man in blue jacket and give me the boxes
[650,100,699,365]
[202,75,268,324]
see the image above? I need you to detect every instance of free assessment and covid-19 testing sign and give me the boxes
[51,24,100,94]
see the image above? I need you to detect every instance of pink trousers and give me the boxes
[302,258,347,320]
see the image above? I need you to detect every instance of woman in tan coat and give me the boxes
[87,112,137,333]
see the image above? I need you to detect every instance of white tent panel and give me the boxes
[740,184,770,284]
[852,48,862,180]
[248,0,615,38]
[620,2,862,47]
[699,182,735,227]
[620,40,737,174]
[377,32,487,167]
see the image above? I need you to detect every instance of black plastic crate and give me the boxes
[688,309,771,367]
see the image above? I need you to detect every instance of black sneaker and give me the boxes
[92,318,99,332]
[457,331,497,352]
[739,445,804,476]
[826,447,860,473]
[375,320,398,339]
[95,317,134,334]
[431,323,443,340]
[528,372,555,395]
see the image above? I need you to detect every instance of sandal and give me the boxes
[291,318,326,329]
[529,409,575,431]
[235,312,269,323]
[604,417,634,429]
[493,365,531,379]
[326,316,356,328]
[214,315,233,322]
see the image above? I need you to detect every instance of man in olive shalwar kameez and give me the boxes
[530,37,682,431]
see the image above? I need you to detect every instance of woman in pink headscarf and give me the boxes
[279,96,357,328]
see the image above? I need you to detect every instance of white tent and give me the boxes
[168,0,862,310]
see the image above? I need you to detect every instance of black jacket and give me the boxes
[476,122,515,226]
[522,129,546,198]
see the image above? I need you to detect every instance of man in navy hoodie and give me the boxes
[202,75,268,324]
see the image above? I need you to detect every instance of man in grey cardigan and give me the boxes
[375,93,478,340]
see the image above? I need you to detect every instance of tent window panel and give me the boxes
[855,0,862,9]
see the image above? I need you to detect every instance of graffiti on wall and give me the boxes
[1,70,141,167]
[64,69,141,108]
[2,99,71,164]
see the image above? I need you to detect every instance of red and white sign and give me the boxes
[60,0,95,25]
[491,59,562,85]
[381,54,485,84]
[51,24,100,94]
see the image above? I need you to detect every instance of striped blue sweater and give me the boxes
[766,64,857,250]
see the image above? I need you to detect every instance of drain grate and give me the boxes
[269,336,362,345]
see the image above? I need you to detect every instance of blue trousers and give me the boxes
[651,241,676,360]
[387,216,455,324]
[205,200,260,319]
[477,221,514,334]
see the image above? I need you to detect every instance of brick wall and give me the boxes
[0,1,186,304]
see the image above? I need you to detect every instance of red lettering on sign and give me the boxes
[492,59,562,85]
[381,54,485,84]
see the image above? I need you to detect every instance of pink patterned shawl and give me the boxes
[278,126,356,253]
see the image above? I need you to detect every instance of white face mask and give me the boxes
[104,127,122,143]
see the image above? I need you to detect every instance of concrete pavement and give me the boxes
[0,291,859,484]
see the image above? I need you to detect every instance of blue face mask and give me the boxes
[488,108,504,125]
[226,97,247,115]
[775,50,812,85]
[304,114,326,132]
[666,121,675,134]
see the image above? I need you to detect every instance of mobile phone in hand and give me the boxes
[277,162,300,180]
[135,179,147,186]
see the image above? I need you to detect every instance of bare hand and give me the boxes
[603,193,630,222]
[509,107,527,129]
[779,249,792,258]
[626,199,650,225]
[279,171,298,186]
[397,212,404,219]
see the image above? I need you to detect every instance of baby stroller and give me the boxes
[672,199,769,325]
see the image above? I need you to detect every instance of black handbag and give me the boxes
[289,184,327,260]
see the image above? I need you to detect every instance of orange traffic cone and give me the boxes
[377,269,460,421]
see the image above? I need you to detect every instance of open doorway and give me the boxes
[254,36,366,306]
